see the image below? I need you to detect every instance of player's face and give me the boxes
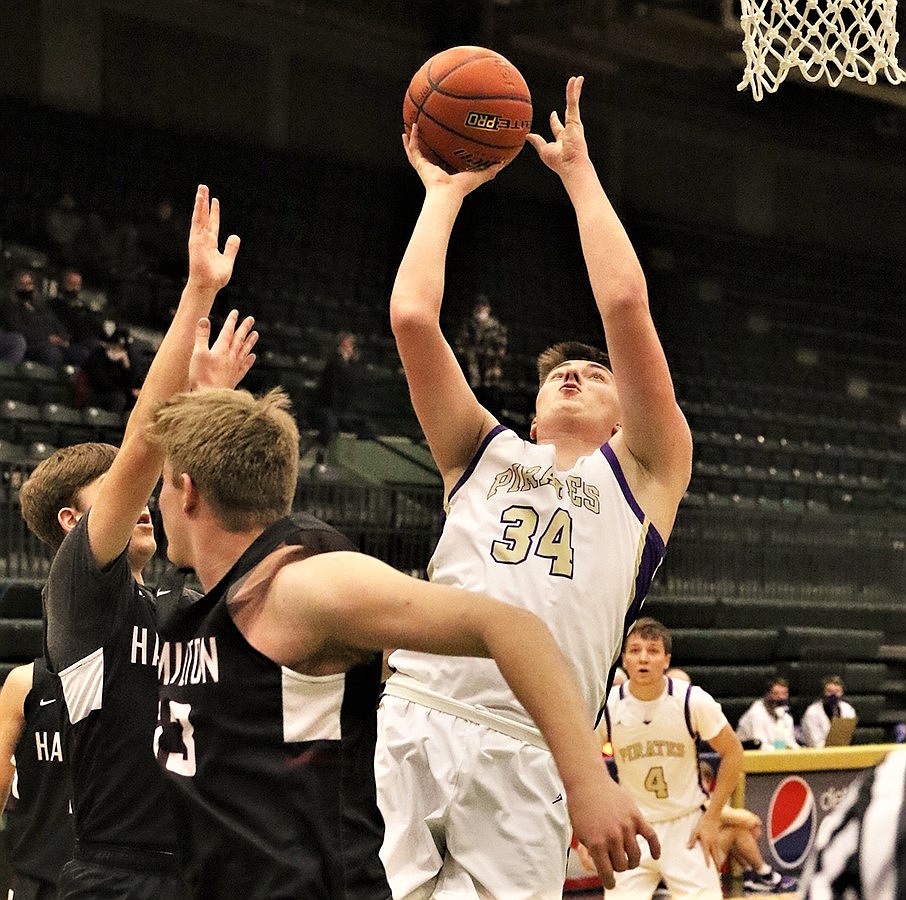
[532,360,620,442]
[157,463,188,568]
[622,634,670,687]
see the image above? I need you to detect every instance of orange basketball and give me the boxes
[403,46,532,174]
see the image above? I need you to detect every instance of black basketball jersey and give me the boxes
[155,515,390,899]
[5,657,74,885]
[44,516,176,852]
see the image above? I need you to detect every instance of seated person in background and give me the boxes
[799,675,857,748]
[736,677,799,750]
[2,269,71,368]
[699,760,798,895]
[50,268,105,366]
[73,328,140,412]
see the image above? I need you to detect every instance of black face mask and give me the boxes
[61,289,79,300]
[765,697,788,712]
[16,288,34,300]
[823,695,841,717]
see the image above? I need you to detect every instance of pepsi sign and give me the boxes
[768,776,817,868]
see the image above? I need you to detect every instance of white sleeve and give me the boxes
[691,686,729,743]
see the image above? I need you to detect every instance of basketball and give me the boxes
[402,46,532,174]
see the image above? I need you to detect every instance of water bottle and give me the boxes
[772,711,787,750]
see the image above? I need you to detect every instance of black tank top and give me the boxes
[156,515,390,899]
[46,518,177,852]
[5,657,74,884]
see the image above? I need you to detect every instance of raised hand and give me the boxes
[189,310,258,392]
[403,123,502,198]
[525,75,589,174]
[187,184,241,292]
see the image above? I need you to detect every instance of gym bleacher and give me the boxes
[1,32,905,747]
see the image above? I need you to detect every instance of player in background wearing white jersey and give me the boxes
[377,74,692,898]
[600,618,744,899]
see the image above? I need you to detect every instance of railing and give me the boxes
[3,461,904,605]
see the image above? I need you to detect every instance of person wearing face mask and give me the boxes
[2,269,71,368]
[50,269,106,367]
[799,675,857,748]
[736,677,799,750]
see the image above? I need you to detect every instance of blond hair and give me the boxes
[19,443,118,550]
[147,388,298,531]
[536,341,611,386]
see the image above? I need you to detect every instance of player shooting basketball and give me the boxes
[377,74,693,897]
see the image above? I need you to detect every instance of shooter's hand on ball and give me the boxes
[526,75,590,175]
[403,123,502,198]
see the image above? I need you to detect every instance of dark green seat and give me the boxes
[670,628,779,663]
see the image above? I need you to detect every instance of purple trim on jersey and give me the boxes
[601,443,666,551]
[667,677,675,696]
[682,681,697,740]
[448,424,507,503]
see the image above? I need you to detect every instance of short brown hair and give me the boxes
[19,443,118,550]
[627,616,672,655]
[147,388,298,531]
[536,341,610,385]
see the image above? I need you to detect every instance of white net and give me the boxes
[738,0,906,99]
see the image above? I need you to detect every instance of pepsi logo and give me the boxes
[768,776,817,868]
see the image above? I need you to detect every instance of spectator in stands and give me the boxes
[0,324,27,366]
[0,657,74,899]
[73,328,140,413]
[50,268,105,366]
[598,618,744,899]
[44,192,86,269]
[17,184,250,900]
[736,676,799,750]
[138,196,190,328]
[698,760,798,895]
[2,269,70,367]
[798,747,904,898]
[799,674,857,748]
[307,330,374,473]
[454,293,508,417]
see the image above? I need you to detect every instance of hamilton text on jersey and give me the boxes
[158,638,219,687]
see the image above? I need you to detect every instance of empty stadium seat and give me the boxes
[0,618,43,661]
[0,581,43,619]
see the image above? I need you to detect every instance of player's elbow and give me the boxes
[390,293,435,339]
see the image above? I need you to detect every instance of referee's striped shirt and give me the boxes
[799,748,906,899]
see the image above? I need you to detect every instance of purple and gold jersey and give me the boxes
[388,426,666,728]
[604,677,727,822]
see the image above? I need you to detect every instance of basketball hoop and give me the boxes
[737,0,906,99]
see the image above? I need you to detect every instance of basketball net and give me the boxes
[737,0,906,99]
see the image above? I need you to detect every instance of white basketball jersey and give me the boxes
[603,678,727,822]
[388,426,666,729]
